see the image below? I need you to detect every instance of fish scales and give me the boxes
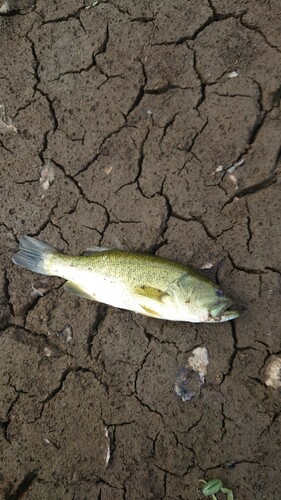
[49,251,189,319]
[12,236,240,323]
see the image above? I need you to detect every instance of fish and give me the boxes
[12,236,240,323]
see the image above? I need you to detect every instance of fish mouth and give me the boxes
[208,300,240,323]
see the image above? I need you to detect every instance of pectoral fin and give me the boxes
[134,285,170,302]
[64,281,95,301]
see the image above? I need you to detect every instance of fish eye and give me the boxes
[216,289,224,297]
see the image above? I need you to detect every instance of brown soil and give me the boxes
[0,1,281,499]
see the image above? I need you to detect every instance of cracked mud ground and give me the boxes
[0,0,281,499]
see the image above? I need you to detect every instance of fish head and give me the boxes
[176,273,240,323]
[196,281,240,322]
[207,289,240,322]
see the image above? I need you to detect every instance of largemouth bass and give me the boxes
[12,236,240,323]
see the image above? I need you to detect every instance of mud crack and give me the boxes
[6,469,38,500]
[240,15,281,55]
[126,59,147,117]
[87,303,108,358]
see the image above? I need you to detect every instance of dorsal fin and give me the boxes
[83,246,109,256]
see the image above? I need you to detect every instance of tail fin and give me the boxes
[12,236,58,276]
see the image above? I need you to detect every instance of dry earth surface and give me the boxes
[0,0,281,499]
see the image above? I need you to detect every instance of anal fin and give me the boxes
[64,281,95,301]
